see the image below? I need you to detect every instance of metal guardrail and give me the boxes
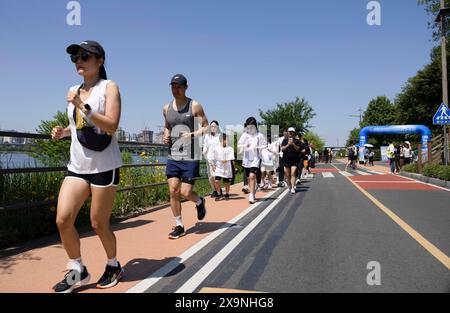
[1,163,168,175]
[0,131,167,147]
[0,131,209,211]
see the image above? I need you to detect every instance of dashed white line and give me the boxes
[339,171,354,177]
[322,172,335,178]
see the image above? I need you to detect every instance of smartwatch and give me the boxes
[82,103,92,116]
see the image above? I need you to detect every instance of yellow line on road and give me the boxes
[331,164,450,271]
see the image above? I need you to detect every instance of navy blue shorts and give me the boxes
[166,159,200,185]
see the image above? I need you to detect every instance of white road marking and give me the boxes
[355,170,371,176]
[175,190,290,293]
[367,170,384,175]
[322,172,335,178]
[353,181,418,183]
[339,171,354,177]
[126,188,282,293]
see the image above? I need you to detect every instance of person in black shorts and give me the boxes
[51,40,124,293]
[281,128,305,194]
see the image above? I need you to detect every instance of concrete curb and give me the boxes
[399,171,450,189]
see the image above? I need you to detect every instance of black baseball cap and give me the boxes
[66,40,106,59]
[170,74,188,86]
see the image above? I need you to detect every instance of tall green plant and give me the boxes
[29,111,70,166]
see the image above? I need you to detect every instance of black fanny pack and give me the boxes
[73,84,112,152]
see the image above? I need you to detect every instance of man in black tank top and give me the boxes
[163,74,210,239]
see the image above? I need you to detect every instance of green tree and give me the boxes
[360,96,398,128]
[259,97,315,134]
[29,111,70,166]
[303,132,325,152]
[358,96,399,147]
[395,46,447,134]
[346,128,360,147]
[418,0,450,40]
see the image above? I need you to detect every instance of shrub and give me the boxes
[423,164,450,181]
[401,163,419,174]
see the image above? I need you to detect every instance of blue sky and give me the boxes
[0,0,436,146]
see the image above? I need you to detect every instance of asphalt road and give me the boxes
[144,163,450,293]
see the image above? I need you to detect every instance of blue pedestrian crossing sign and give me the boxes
[433,103,450,125]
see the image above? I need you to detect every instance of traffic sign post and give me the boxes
[433,103,450,125]
[433,103,450,165]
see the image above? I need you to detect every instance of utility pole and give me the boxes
[349,107,363,125]
[438,0,450,165]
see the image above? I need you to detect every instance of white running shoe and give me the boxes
[291,187,296,194]
[249,193,256,204]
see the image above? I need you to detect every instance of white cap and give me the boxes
[288,127,296,132]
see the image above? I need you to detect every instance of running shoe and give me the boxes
[224,194,230,200]
[196,197,206,220]
[242,186,250,194]
[249,193,256,204]
[52,266,90,293]
[211,191,218,198]
[291,187,296,194]
[97,263,124,289]
[169,225,185,239]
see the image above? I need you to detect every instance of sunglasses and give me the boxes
[70,51,92,63]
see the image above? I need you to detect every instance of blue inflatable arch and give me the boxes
[358,125,432,161]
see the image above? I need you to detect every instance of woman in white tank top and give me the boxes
[50,41,123,293]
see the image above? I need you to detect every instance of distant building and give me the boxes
[116,127,127,141]
[137,129,153,143]
[1,130,24,144]
[154,131,164,144]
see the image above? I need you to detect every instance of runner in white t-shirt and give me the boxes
[203,120,221,197]
[208,133,235,200]
[51,40,123,293]
[237,117,267,204]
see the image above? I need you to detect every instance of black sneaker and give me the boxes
[211,191,218,198]
[196,197,206,220]
[224,194,230,200]
[52,266,90,293]
[169,225,185,239]
[97,263,124,289]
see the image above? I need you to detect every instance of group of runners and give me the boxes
[50,40,316,293]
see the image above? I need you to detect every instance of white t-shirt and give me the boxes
[277,136,286,158]
[403,147,412,158]
[208,146,235,178]
[203,133,221,161]
[67,79,123,174]
[261,148,274,167]
[238,132,267,168]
